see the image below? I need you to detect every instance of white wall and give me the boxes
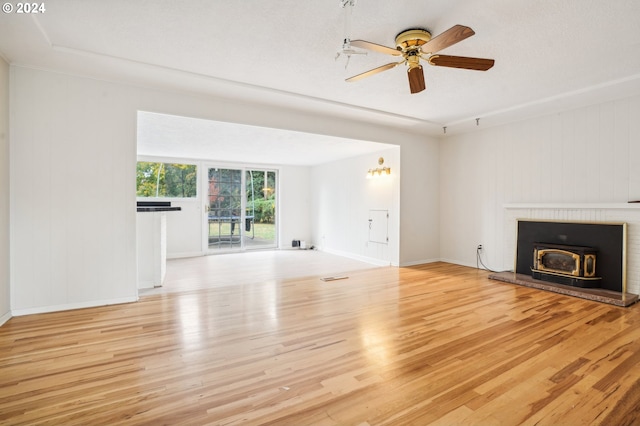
[440,96,640,270]
[307,137,439,268]
[0,58,10,325]
[310,147,400,266]
[399,137,440,266]
[9,66,439,315]
[10,68,139,315]
[278,165,311,248]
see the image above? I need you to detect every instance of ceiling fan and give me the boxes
[345,25,495,94]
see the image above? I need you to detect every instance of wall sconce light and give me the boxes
[367,157,391,178]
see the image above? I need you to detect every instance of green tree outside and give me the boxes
[137,162,197,198]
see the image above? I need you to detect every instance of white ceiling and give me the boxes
[2,0,640,163]
[137,111,393,166]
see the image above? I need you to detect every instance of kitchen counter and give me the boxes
[136,202,180,289]
[136,206,181,212]
[137,201,181,212]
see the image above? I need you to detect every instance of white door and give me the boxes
[368,209,389,244]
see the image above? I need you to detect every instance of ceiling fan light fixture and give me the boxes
[345,24,494,93]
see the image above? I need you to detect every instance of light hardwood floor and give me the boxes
[2,251,640,425]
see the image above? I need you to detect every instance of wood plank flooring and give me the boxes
[2,251,640,425]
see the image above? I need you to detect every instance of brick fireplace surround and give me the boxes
[490,204,640,307]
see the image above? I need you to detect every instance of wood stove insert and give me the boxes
[532,243,601,288]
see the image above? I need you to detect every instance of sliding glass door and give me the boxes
[205,166,277,253]
[206,167,242,251]
[244,170,277,250]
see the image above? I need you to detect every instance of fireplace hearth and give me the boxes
[531,243,601,288]
[489,213,638,307]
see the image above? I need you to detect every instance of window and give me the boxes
[136,161,197,198]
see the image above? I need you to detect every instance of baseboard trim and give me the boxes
[0,310,11,327]
[137,280,157,289]
[399,258,441,267]
[11,296,139,317]
[167,251,204,259]
[321,248,391,267]
[438,258,479,269]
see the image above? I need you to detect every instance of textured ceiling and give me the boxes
[2,0,640,163]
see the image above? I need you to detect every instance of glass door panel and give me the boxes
[207,167,243,251]
[244,170,277,249]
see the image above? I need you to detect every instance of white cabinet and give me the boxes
[136,212,167,289]
[368,209,389,244]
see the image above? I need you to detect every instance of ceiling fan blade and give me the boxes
[420,24,475,54]
[407,66,426,94]
[346,61,402,82]
[350,40,402,56]
[428,54,495,71]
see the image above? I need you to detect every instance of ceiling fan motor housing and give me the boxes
[395,28,432,51]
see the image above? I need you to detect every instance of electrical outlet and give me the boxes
[477,244,483,251]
